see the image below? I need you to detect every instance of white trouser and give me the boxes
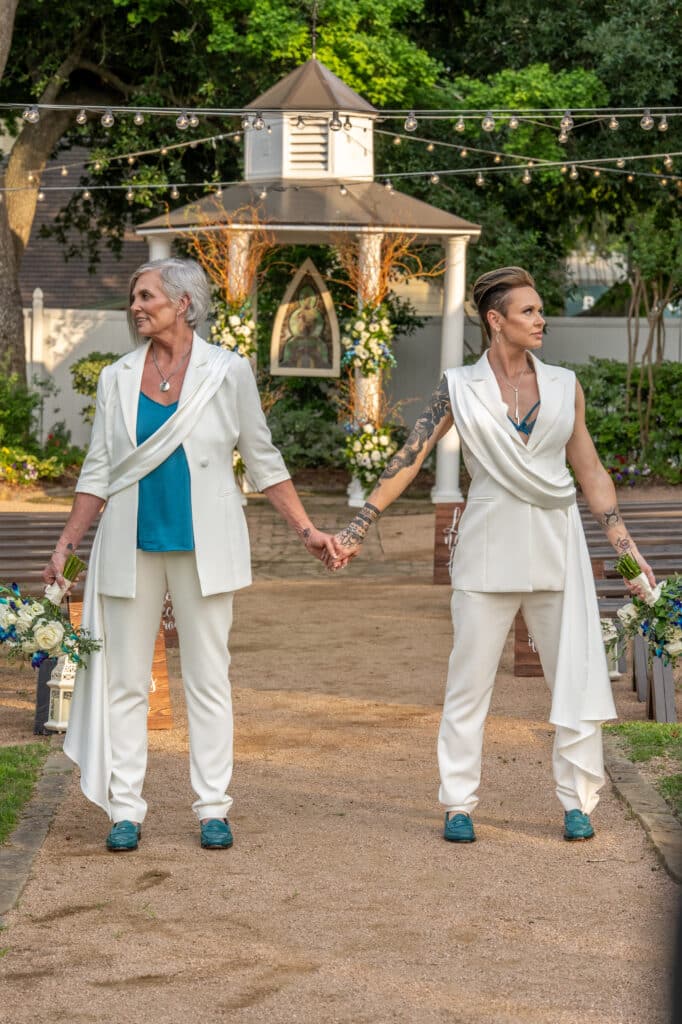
[438,590,603,815]
[102,550,234,824]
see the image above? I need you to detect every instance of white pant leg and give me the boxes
[438,590,520,814]
[521,592,604,814]
[102,550,168,824]
[165,552,234,821]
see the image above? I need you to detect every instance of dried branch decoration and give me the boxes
[330,232,445,307]
[186,200,274,307]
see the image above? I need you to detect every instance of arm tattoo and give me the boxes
[614,536,632,554]
[379,375,452,484]
[337,503,381,549]
[596,506,623,529]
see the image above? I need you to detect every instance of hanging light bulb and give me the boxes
[558,130,568,144]
[658,115,668,132]
[593,168,601,177]
[393,136,402,145]
[60,166,68,177]
[329,110,342,132]
[460,148,468,158]
[233,132,241,143]
[22,105,40,124]
[664,154,673,170]
[101,109,115,129]
[215,185,223,198]
[608,115,619,130]
[455,116,465,132]
[560,164,568,174]
[616,158,625,169]
[170,185,180,199]
[37,189,45,201]
[509,115,520,130]
[339,184,348,196]
[241,114,251,130]
[127,156,135,166]
[476,171,485,186]
[76,109,88,125]
[188,113,199,128]
[252,111,265,130]
[560,110,574,131]
[258,187,268,200]
[660,177,668,187]
[27,172,35,183]
[343,116,352,131]
[640,108,654,130]
[522,168,532,184]
[404,111,418,132]
[126,187,135,202]
[133,111,145,126]
[266,124,272,134]
[425,143,435,154]
[93,160,102,172]
[384,179,394,193]
[493,153,502,164]
[569,165,579,180]
[429,173,440,184]
[160,147,168,156]
[627,173,634,182]
[175,111,190,130]
[82,189,91,201]
[481,111,495,132]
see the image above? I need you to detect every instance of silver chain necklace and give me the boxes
[495,362,531,425]
[150,343,192,393]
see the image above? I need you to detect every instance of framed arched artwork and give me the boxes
[270,258,340,377]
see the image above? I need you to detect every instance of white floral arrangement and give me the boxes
[610,563,682,666]
[0,579,100,669]
[343,422,398,491]
[340,304,396,376]
[209,297,256,359]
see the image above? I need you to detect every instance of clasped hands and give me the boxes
[302,524,362,572]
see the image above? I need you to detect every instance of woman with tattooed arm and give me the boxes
[333,266,654,844]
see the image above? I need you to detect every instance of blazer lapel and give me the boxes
[178,332,213,407]
[116,342,149,448]
[525,354,565,452]
[466,350,518,438]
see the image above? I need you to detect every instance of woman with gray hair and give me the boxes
[42,257,341,852]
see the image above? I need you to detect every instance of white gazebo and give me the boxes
[138,59,481,503]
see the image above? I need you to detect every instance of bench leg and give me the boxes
[651,656,677,723]
[633,635,650,704]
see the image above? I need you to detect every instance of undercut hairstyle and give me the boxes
[472,266,536,340]
[127,257,211,342]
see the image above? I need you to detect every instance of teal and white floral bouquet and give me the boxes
[209,297,256,359]
[0,556,101,669]
[613,557,682,666]
[340,304,396,376]
[343,422,398,491]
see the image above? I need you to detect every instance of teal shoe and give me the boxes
[106,820,141,852]
[564,809,595,841]
[443,812,476,843]
[200,818,234,850]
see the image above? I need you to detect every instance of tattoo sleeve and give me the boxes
[337,503,381,549]
[378,375,452,486]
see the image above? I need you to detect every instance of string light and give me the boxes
[560,111,574,131]
[258,187,267,199]
[393,136,402,145]
[176,112,190,130]
[126,187,134,202]
[558,130,568,144]
[664,154,673,170]
[593,169,601,177]
[476,171,485,186]
[627,173,634,182]
[481,111,495,132]
[569,165,578,180]
[608,115,619,130]
[343,116,352,131]
[22,106,40,124]
[170,185,180,199]
[188,113,199,129]
[241,114,251,130]
[640,109,654,130]
[101,109,115,129]
[133,111,145,126]
[616,158,625,168]
[82,189,91,201]
[329,110,342,132]
[426,142,435,153]
[658,115,668,132]
[160,147,168,156]
[93,161,102,172]
[560,164,568,174]
[509,115,520,129]
[429,173,440,184]
[127,156,135,165]
[384,178,394,193]
[76,109,88,125]
[493,154,502,164]
[455,117,465,132]
[460,148,468,158]
[522,168,532,184]
[339,184,348,195]
[660,177,668,186]
[404,111,418,132]
[60,166,68,177]
[252,112,265,131]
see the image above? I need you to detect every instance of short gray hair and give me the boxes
[127,257,212,342]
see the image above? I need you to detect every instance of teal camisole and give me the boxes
[136,393,194,551]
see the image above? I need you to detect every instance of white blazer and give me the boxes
[446,352,577,593]
[76,333,290,598]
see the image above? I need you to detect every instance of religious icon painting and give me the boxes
[270,257,340,377]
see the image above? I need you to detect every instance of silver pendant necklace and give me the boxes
[150,343,192,393]
[496,362,531,425]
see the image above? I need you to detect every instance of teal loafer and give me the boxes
[443,812,476,843]
[106,820,141,852]
[200,818,234,849]
[564,809,595,841]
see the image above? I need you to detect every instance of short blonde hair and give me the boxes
[127,257,211,342]
[472,266,536,340]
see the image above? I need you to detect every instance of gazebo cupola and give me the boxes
[244,58,377,183]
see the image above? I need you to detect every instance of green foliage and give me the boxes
[70,352,120,422]
[0,373,40,449]
[0,743,50,846]
[563,358,682,483]
[658,775,682,819]
[604,722,682,763]
[267,385,346,470]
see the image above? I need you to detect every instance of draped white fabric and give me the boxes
[64,350,229,815]
[447,356,616,813]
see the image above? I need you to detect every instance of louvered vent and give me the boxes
[289,119,328,172]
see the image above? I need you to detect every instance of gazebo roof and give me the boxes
[138,181,481,243]
[245,59,377,115]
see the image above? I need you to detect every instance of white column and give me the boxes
[227,230,250,305]
[348,232,383,507]
[145,233,173,260]
[30,286,44,378]
[432,235,469,503]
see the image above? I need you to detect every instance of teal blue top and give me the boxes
[508,400,540,437]
[136,393,194,551]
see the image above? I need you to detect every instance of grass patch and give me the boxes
[0,743,51,845]
[604,722,682,763]
[658,775,682,818]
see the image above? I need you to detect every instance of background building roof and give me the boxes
[246,59,377,114]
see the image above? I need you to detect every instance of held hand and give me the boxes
[625,549,656,599]
[42,550,67,589]
[322,526,363,572]
[302,526,345,566]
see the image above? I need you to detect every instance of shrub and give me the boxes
[0,372,40,449]
[70,351,120,422]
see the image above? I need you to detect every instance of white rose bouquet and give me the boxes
[612,570,682,666]
[343,422,398,491]
[0,579,101,670]
[340,304,396,376]
[209,297,257,359]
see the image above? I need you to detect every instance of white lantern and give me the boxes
[45,656,77,732]
[600,619,622,680]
